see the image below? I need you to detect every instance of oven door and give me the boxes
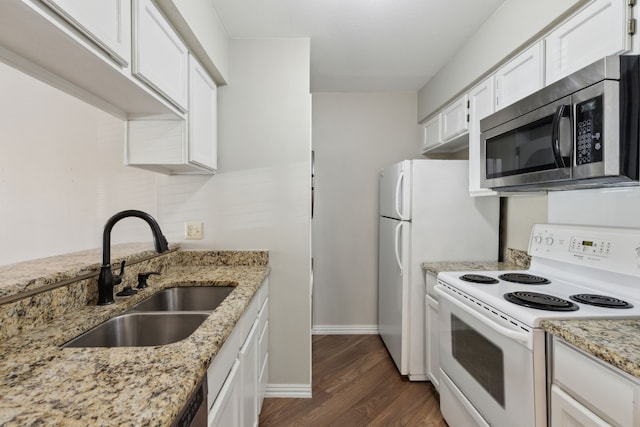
[436,286,545,427]
[481,95,573,189]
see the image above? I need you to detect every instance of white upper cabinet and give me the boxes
[441,94,469,142]
[495,41,544,111]
[125,56,218,175]
[133,0,189,111]
[545,0,632,84]
[468,76,497,196]
[189,55,218,171]
[421,114,442,153]
[422,95,469,154]
[41,0,131,67]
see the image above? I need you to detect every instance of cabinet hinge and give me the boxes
[466,114,470,123]
[629,0,636,7]
[466,100,470,109]
[629,18,636,35]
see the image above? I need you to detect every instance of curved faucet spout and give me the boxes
[98,210,169,305]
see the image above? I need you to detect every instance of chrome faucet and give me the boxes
[97,210,169,305]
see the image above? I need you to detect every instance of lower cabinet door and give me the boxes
[208,360,241,427]
[426,294,440,390]
[240,320,259,427]
[551,385,611,427]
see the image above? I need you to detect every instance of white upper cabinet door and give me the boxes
[545,0,632,84]
[495,41,544,111]
[42,0,131,67]
[441,94,469,142]
[133,0,188,111]
[468,76,497,196]
[189,55,217,171]
[422,114,442,153]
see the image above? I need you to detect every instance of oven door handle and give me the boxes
[435,286,531,347]
[551,104,570,168]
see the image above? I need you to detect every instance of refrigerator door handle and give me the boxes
[394,222,404,276]
[394,171,409,220]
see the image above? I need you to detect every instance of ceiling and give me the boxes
[211,0,507,92]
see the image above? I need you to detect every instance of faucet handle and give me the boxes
[137,271,161,289]
[113,260,126,286]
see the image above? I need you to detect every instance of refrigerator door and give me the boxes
[379,160,411,220]
[378,215,410,374]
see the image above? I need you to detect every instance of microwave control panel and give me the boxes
[575,95,603,165]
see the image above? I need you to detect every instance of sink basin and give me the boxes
[129,286,235,312]
[62,312,209,348]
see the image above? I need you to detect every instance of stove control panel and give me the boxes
[569,237,612,257]
[529,224,640,277]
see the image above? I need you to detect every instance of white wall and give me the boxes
[548,187,640,228]
[311,92,421,332]
[0,62,158,265]
[503,195,548,252]
[417,0,586,121]
[157,39,312,390]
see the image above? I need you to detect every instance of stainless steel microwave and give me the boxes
[480,55,640,192]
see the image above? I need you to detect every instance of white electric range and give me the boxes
[435,224,640,427]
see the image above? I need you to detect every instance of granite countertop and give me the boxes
[0,250,270,426]
[421,248,530,274]
[542,319,640,379]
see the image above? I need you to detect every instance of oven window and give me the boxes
[485,115,556,179]
[451,314,505,407]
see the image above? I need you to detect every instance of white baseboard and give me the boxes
[265,384,312,398]
[311,324,379,335]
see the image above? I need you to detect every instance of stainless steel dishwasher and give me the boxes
[171,375,208,427]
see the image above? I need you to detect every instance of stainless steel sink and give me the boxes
[62,312,210,348]
[129,286,235,312]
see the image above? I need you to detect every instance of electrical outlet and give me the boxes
[185,221,203,240]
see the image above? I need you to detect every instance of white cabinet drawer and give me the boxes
[553,340,636,426]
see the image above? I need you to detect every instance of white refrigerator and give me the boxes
[378,159,499,380]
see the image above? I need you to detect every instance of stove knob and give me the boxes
[635,247,640,258]
[533,235,542,244]
[545,236,554,246]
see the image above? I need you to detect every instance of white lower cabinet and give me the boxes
[425,294,439,390]
[425,271,440,390]
[207,279,269,427]
[240,321,259,427]
[551,338,639,427]
[551,386,609,427]
[209,360,241,427]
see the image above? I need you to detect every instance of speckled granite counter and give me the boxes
[0,247,269,426]
[421,248,530,274]
[542,319,640,379]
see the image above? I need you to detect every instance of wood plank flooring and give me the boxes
[259,335,448,426]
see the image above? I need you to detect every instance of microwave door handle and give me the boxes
[551,104,570,168]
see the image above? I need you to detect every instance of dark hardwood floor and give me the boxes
[259,335,448,426]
